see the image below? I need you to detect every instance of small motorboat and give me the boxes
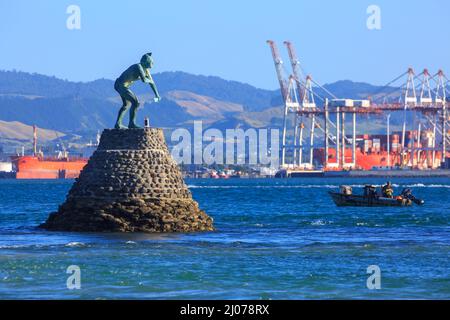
[329,185,424,207]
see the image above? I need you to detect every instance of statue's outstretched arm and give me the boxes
[149,80,161,102]
[138,65,161,102]
[146,72,160,101]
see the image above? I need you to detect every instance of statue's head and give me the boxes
[140,52,153,69]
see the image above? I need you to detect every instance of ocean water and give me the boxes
[0,177,449,299]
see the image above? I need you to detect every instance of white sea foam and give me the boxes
[406,184,450,188]
[187,183,450,189]
[356,222,368,226]
[188,184,351,189]
[0,244,26,249]
[0,244,51,249]
[65,242,86,248]
[311,219,327,226]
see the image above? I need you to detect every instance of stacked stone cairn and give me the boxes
[41,128,214,232]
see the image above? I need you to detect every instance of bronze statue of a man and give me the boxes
[114,52,161,129]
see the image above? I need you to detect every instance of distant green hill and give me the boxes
[0,70,279,111]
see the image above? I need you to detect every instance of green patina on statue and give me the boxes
[114,52,161,129]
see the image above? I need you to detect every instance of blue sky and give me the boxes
[0,0,448,89]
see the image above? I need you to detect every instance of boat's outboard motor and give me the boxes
[401,188,425,205]
[340,185,353,195]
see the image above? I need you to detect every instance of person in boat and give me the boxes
[382,181,394,198]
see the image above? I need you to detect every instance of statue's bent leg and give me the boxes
[114,82,135,129]
[114,96,130,129]
[128,92,142,129]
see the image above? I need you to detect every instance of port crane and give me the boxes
[267,40,368,170]
[267,40,449,172]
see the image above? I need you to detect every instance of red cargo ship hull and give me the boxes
[315,148,444,170]
[12,156,88,179]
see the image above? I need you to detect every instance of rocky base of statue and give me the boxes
[41,128,214,232]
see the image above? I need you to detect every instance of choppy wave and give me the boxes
[1,242,88,249]
[64,242,87,248]
[310,219,328,226]
[0,244,29,249]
